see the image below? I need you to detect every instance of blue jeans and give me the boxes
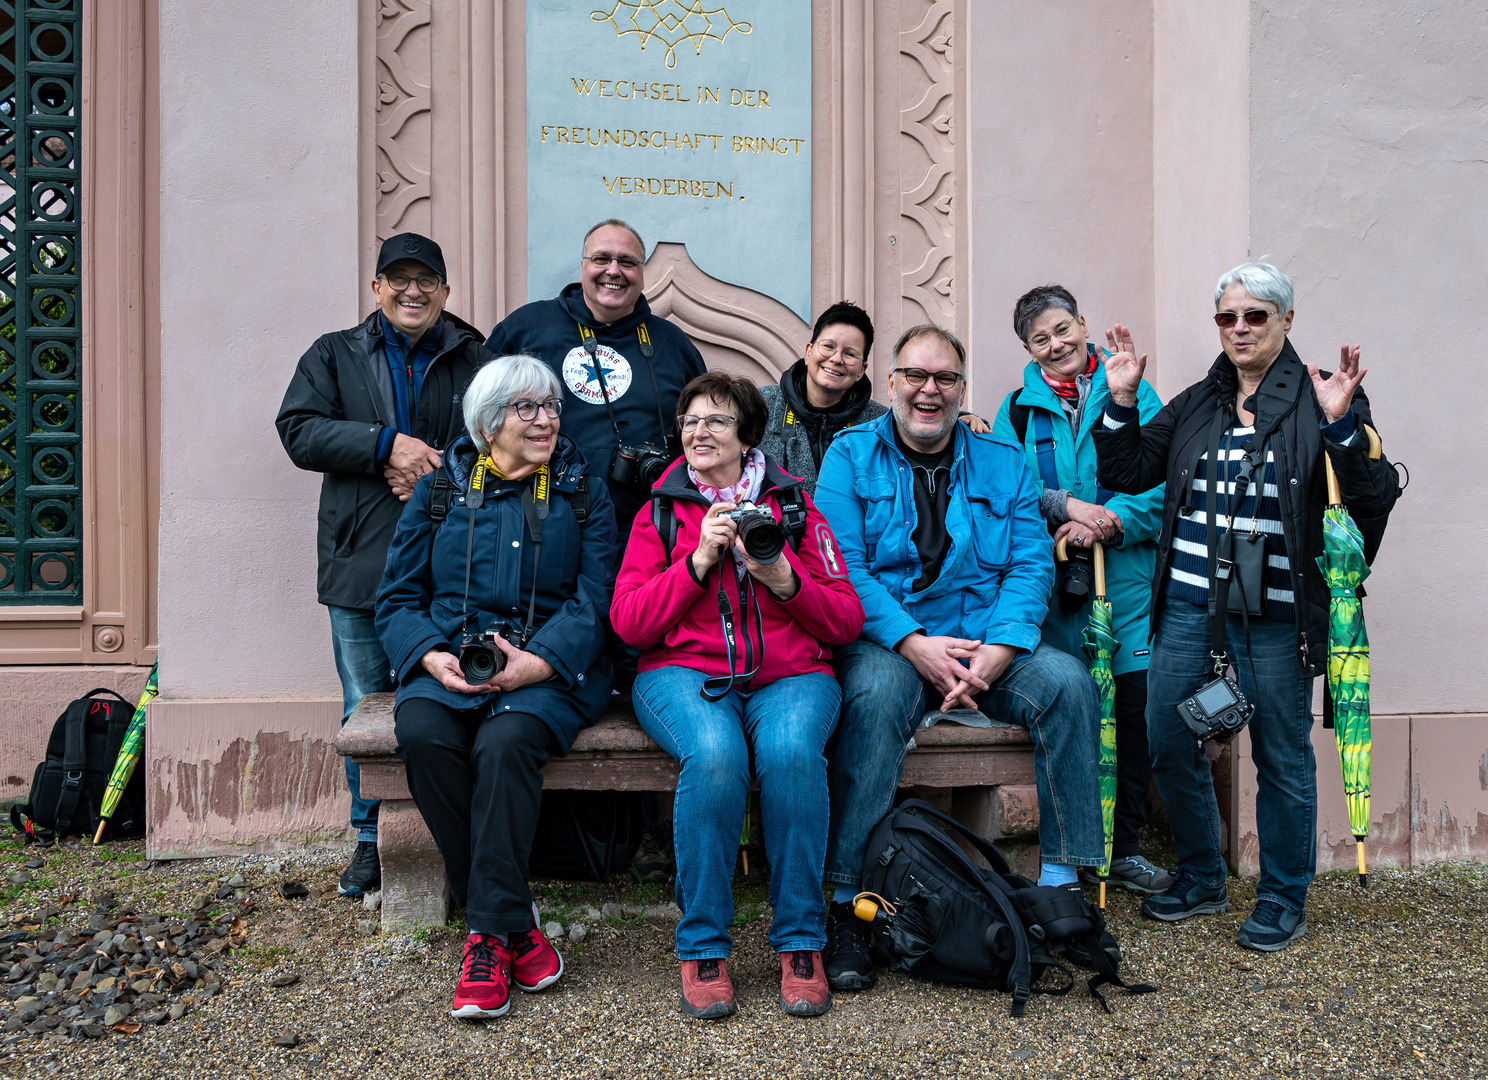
[1145,595,1317,913]
[632,666,841,960]
[825,638,1103,888]
[328,605,393,842]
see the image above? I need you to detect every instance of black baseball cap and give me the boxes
[376,232,447,280]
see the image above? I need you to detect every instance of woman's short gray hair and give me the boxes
[1215,261,1294,315]
[462,354,563,454]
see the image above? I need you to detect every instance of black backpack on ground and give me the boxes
[10,689,145,844]
[527,790,644,882]
[859,799,1154,1015]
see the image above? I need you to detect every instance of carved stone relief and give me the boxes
[374,0,432,241]
[898,0,958,330]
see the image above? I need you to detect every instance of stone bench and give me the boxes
[336,692,1037,931]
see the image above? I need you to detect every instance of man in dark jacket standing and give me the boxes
[484,219,706,534]
[276,233,486,898]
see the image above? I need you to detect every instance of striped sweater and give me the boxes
[1167,424,1294,622]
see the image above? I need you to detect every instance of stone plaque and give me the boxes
[527,1,812,318]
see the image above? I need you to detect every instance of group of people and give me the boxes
[277,219,1398,1022]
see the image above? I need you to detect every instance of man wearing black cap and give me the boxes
[277,233,487,898]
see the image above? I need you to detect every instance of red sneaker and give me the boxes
[679,958,737,1020]
[451,933,511,1019]
[511,924,564,992]
[779,950,832,1017]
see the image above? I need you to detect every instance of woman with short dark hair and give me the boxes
[612,371,864,1020]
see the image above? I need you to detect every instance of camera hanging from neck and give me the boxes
[459,452,551,646]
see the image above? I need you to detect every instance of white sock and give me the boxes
[833,885,857,905]
[1039,862,1078,887]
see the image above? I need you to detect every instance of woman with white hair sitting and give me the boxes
[1093,262,1399,951]
[376,353,618,1018]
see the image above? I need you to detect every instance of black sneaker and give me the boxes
[824,902,876,991]
[1234,900,1306,952]
[338,840,381,898]
[1139,871,1229,922]
[1079,855,1174,896]
[630,829,672,884]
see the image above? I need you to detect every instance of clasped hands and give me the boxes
[421,636,555,696]
[897,632,1017,714]
[385,433,443,501]
[689,502,799,599]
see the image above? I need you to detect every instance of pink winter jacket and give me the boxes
[611,457,865,685]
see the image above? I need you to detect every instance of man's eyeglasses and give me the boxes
[1213,309,1273,329]
[583,254,642,270]
[893,367,963,390]
[507,398,563,421]
[812,339,864,364]
[381,272,443,293]
[678,414,737,434]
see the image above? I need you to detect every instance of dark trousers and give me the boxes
[394,697,555,935]
[1112,670,1153,858]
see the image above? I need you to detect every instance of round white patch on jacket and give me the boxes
[562,344,632,405]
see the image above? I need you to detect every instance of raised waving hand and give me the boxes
[1102,323,1147,407]
[1309,344,1366,424]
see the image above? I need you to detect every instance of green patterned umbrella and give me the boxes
[1317,457,1372,886]
[93,660,158,844]
[1063,539,1120,908]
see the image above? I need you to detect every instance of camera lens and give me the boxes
[459,644,503,683]
[639,451,670,488]
[737,515,785,563]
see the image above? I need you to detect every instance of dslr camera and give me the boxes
[1055,547,1094,612]
[727,501,786,564]
[458,619,532,684]
[610,442,671,489]
[1177,673,1254,743]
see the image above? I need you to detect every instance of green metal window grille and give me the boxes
[0,1,82,604]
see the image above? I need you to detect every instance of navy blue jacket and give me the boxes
[485,285,705,526]
[374,434,619,751]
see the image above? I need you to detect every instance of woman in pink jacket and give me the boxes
[612,371,864,1022]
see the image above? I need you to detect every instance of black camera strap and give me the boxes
[700,552,766,702]
[1203,410,1260,696]
[576,320,671,447]
[457,454,550,643]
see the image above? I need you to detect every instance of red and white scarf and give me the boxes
[1040,343,1100,400]
[689,448,767,578]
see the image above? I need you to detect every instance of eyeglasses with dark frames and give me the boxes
[507,398,563,421]
[1213,308,1274,329]
[678,413,738,434]
[381,271,443,293]
[893,367,963,390]
[583,253,643,270]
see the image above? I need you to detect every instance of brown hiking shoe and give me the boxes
[679,958,737,1020]
[779,950,833,1017]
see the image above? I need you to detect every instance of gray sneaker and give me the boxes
[1080,855,1174,896]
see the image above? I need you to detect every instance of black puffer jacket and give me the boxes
[276,311,487,610]
[1093,341,1400,675]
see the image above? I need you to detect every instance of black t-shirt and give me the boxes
[894,427,954,592]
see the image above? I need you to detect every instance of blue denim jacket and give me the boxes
[815,412,1052,655]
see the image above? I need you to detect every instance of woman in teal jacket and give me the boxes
[992,284,1170,896]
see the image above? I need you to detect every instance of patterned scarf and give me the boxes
[689,448,766,579]
[1040,342,1100,400]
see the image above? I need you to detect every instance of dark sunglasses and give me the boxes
[1213,308,1273,329]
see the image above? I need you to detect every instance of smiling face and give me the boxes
[1023,306,1090,380]
[1216,283,1293,379]
[371,259,449,344]
[680,392,746,487]
[580,224,646,324]
[890,334,965,453]
[803,322,868,408]
[486,389,559,477]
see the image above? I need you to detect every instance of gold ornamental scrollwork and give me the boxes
[591,1,752,69]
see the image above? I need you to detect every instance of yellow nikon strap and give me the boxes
[574,319,671,442]
[784,409,796,427]
[469,453,550,518]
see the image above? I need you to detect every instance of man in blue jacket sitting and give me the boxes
[813,324,1103,992]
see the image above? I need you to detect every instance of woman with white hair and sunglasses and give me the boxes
[1093,262,1400,951]
[376,353,619,1018]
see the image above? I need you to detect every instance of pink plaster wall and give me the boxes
[964,0,1156,413]
[150,1,363,852]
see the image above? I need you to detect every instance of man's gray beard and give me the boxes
[891,396,960,451]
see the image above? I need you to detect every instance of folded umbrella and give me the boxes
[1316,455,1372,886]
[93,660,159,845]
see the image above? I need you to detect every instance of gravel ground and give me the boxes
[0,834,1484,1080]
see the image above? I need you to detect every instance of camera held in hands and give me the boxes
[726,501,786,564]
[1055,547,1094,612]
[458,619,532,685]
[610,442,672,489]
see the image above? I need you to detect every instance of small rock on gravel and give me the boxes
[568,923,587,944]
[355,920,378,936]
[270,973,300,988]
[273,1033,300,1048]
[544,921,564,940]
[8,873,29,886]
[24,859,44,870]
[361,891,381,911]
[264,861,283,874]
[192,893,212,911]
[278,881,309,899]
[102,1004,132,1026]
[168,1003,189,1021]
[600,902,623,920]
[227,874,246,888]
[214,884,233,900]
